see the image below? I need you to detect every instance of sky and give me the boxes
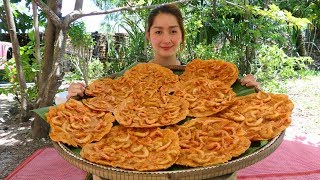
[4,0,125,33]
[61,0,105,32]
[14,0,108,32]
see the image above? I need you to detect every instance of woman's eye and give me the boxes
[171,30,177,34]
[155,31,162,34]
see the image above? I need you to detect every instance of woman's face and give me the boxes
[147,13,182,59]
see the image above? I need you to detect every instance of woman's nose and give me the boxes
[162,33,171,43]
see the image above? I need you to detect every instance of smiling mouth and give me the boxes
[161,46,173,50]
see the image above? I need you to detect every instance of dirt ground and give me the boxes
[0,94,52,179]
[0,76,320,179]
[285,76,320,134]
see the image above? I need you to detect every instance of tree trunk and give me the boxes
[3,0,29,122]
[212,0,216,18]
[264,0,270,9]
[32,0,64,138]
[296,29,307,56]
[74,0,84,10]
[32,0,41,87]
[244,45,254,74]
[241,0,256,75]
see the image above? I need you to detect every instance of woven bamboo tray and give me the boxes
[54,63,283,179]
[53,131,285,180]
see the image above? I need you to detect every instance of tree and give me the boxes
[32,0,41,85]
[3,0,29,122]
[1,0,35,33]
[277,0,320,56]
[31,0,191,138]
[67,21,95,85]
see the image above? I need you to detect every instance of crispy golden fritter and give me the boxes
[84,63,180,113]
[114,91,189,127]
[46,99,115,147]
[82,95,116,112]
[80,126,180,171]
[169,117,250,167]
[85,78,115,97]
[180,59,239,86]
[123,63,179,89]
[217,91,294,140]
[176,77,236,117]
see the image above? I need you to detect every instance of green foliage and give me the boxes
[63,71,81,84]
[232,80,256,96]
[0,81,38,101]
[0,1,46,33]
[119,16,149,61]
[296,69,320,77]
[189,43,216,60]
[67,21,103,84]
[184,2,315,75]
[250,4,311,30]
[185,43,242,65]
[63,57,109,83]
[93,0,319,92]
[103,15,151,75]
[0,70,8,81]
[278,0,320,27]
[68,21,94,49]
[4,39,40,83]
[0,31,41,101]
[240,140,269,157]
[89,58,108,80]
[253,45,313,92]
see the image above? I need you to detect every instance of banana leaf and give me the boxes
[237,140,269,158]
[232,79,256,96]
[32,106,51,121]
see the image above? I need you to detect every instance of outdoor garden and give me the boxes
[0,0,320,179]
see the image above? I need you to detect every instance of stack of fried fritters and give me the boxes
[46,99,115,147]
[46,59,293,171]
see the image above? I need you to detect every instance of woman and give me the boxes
[67,4,259,99]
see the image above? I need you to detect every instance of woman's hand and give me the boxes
[240,74,260,89]
[67,82,86,99]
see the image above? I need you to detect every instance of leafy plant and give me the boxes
[0,31,41,102]
[63,56,108,83]
[67,21,96,85]
[253,45,313,92]
[185,43,242,65]
[119,16,150,62]
[91,0,319,87]
[103,15,151,75]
